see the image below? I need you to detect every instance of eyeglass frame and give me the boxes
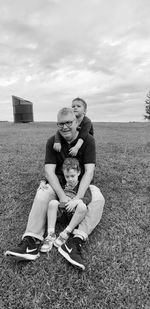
[57,119,76,129]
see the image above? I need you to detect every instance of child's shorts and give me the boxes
[57,202,74,221]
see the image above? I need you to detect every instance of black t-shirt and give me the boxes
[45,133,96,186]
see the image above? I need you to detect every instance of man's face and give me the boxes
[57,112,78,142]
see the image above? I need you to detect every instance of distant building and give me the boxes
[12,95,34,123]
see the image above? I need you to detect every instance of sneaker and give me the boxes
[40,233,56,253]
[58,237,85,270]
[5,236,41,261]
[54,230,69,248]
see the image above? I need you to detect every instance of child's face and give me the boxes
[63,168,80,186]
[72,100,85,118]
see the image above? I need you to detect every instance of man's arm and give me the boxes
[45,164,68,202]
[75,163,95,199]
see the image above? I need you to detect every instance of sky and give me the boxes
[0,0,150,122]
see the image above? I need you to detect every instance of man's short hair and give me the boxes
[57,107,76,119]
[62,157,81,173]
[72,97,87,112]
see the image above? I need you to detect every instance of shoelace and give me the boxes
[18,237,31,247]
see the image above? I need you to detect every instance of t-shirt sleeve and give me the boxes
[78,117,93,141]
[45,136,57,164]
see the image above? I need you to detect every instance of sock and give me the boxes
[48,228,55,235]
[73,235,84,241]
[65,226,72,234]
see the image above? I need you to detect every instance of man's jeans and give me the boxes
[23,184,105,241]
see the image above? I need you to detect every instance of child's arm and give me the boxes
[69,138,84,156]
[78,116,93,140]
[69,117,93,156]
[53,130,61,152]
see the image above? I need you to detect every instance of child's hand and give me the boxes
[59,202,67,209]
[69,146,79,156]
[65,199,80,212]
[53,142,61,152]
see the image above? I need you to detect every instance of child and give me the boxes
[40,157,91,253]
[53,97,94,156]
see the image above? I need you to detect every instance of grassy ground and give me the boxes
[0,121,150,309]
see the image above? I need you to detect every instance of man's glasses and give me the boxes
[57,120,75,129]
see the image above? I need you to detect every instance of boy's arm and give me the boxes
[69,117,92,155]
[90,123,94,136]
[69,138,84,155]
[78,117,93,141]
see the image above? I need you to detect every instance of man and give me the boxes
[5,108,105,270]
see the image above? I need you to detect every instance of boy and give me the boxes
[40,157,91,253]
[53,97,94,156]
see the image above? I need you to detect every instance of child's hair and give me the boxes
[72,97,87,112]
[62,157,81,173]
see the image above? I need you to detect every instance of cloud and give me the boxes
[0,0,150,121]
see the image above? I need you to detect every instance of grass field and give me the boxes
[0,121,150,309]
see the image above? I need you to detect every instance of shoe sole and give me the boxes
[40,247,53,253]
[4,251,40,261]
[58,247,85,270]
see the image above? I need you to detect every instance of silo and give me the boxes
[12,95,34,123]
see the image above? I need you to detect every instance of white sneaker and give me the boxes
[40,233,56,252]
[54,230,69,248]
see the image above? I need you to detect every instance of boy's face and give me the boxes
[72,100,85,118]
[63,168,80,186]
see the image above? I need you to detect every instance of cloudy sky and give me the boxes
[0,0,150,122]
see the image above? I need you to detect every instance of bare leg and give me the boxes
[54,202,87,248]
[66,201,87,232]
[73,185,105,240]
[40,200,59,253]
[47,200,59,232]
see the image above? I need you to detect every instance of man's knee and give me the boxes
[35,184,56,204]
[89,184,105,205]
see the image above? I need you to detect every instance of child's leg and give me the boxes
[47,200,59,234]
[41,200,59,253]
[66,201,87,233]
[54,202,87,248]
